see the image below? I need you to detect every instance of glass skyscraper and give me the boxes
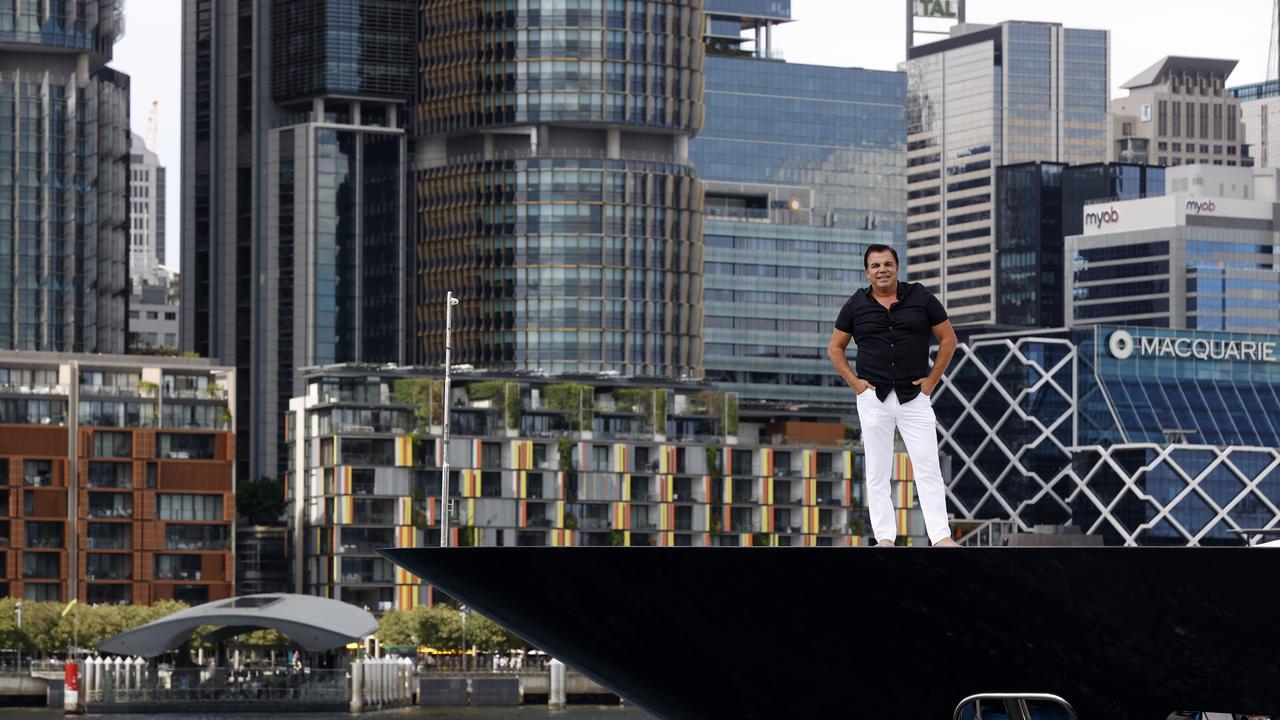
[0,0,130,353]
[693,3,906,404]
[182,0,414,480]
[905,22,1109,327]
[412,0,706,378]
[995,163,1165,328]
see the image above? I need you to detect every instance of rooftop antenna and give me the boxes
[145,100,158,152]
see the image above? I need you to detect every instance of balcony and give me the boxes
[350,513,396,526]
[340,573,394,585]
[87,506,133,519]
[86,536,130,550]
[0,382,68,396]
[338,542,386,555]
[154,569,204,581]
[26,536,63,549]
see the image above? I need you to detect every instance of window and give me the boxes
[1186,102,1195,137]
[88,462,132,488]
[87,523,130,550]
[1172,101,1181,136]
[86,554,131,580]
[23,552,60,579]
[165,525,229,550]
[164,312,177,321]
[1156,101,1167,135]
[24,583,61,601]
[157,433,216,460]
[87,492,133,519]
[157,494,223,521]
[25,521,64,548]
[155,554,203,580]
[23,460,53,486]
[94,432,132,458]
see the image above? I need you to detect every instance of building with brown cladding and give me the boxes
[0,352,235,606]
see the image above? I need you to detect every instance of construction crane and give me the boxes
[145,100,158,153]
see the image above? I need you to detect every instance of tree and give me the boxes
[238,475,285,525]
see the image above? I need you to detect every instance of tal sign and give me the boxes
[915,0,957,17]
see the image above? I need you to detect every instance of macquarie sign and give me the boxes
[1108,329,1279,363]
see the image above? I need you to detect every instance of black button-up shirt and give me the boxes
[834,281,948,404]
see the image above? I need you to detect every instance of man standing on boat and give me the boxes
[826,244,959,547]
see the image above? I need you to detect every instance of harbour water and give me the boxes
[0,707,654,719]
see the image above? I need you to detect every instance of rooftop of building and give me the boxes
[0,350,228,372]
[1120,56,1239,90]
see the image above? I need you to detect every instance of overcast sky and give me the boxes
[112,0,1275,268]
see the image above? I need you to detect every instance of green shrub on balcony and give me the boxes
[544,382,594,430]
[504,382,522,431]
[466,380,505,401]
[393,378,444,430]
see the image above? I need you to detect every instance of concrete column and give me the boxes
[313,98,324,122]
[352,101,361,126]
[676,135,689,163]
[607,128,621,159]
[350,661,364,713]
[765,22,772,58]
[388,104,398,128]
[549,659,566,709]
[754,23,761,57]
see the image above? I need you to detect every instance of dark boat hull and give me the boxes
[379,547,1280,719]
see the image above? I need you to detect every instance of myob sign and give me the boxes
[915,0,958,17]
[1109,329,1278,363]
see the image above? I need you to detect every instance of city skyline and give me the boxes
[113,0,1278,270]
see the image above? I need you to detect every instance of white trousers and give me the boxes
[855,389,952,545]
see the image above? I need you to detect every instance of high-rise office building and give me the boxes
[129,132,166,282]
[695,1,906,403]
[411,0,706,378]
[1231,80,1280,168]
[1066,165,1280,332]
[995,163,1164,328]
[182,0,414,480]
[0,1,131,353]
[1111,57,1248,168]
[904,21,1110,326]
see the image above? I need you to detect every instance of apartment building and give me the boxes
[0,353,235,605]
[286,367,932,611]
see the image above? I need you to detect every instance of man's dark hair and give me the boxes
[863,244,899,268]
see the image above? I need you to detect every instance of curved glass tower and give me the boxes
[0,1,130,352]
[414,0,706,378]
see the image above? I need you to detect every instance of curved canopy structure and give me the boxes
[97,594,378,657]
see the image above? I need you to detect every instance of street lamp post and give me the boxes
[14,602,21,670]
[441,291,459,548]
[460,605,468,673]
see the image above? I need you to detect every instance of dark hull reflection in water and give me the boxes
[381,547,1280,720]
